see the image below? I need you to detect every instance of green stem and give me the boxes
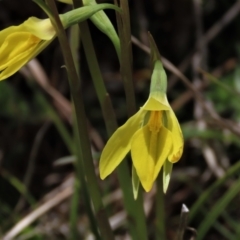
[69,23,100,240]
[72,112,101,240]
[115,0,136,117]
[68,23,81,240]
[155,171,166,240]
[45,1,114,239]
[74,7,147,240]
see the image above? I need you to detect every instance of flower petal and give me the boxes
[131,125,172,192]
[0,18,55,45]
[153,127,173,181]
[166,110,184,163]
[142,96,170,111]
[0,33,40,69]
[22,17,55,40]
[0,26,21,46]
[0,40,52,81]
[99,109,145,179]
[131,125,155,191]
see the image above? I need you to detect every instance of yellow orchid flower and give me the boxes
[0,3,120,81]
[100,35,183,193]
[0,17,55,81]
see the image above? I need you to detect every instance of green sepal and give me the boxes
[57,0,120,59]
[132,165,140,200]
[148,32,167,94]
[163,160,173,193]
[84,0,121,59]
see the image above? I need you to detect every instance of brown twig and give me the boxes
[131,35,240,138]
[168,0,240,88]
[3,186,73,240]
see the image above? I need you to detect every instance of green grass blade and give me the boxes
[197,178,240,240]
[189,160,240,222]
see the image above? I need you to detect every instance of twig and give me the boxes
[192,0,226,180]
[3,187,73,240]
[202,0,240,45]
[14,122,51,213]
[168,0,240,88]
[23,59,105,151]
[25,59,72,123]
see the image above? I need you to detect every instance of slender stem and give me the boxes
[69,1,147,239]
[68,23,81,240]
[72,112,101,240]
[45,1,114,239]
[155,170,166,240]
[115,0,136,117]
[69,24,100,240]
[69,25,100,240]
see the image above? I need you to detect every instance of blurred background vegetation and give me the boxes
[1,0,240,239]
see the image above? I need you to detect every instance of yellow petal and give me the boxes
[0,33,40,69]
[131,125,172,192]
[0,18,55,45]
[153,127,173,181]
[99,109,145,179]
[0,40,51,80]
[142,96,170,111]
[150,92,171,107]
[166,110,184,163]
[0,26,21,46]
[22,17,55,40]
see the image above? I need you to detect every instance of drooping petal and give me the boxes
[131,125,172,192]
[142,96,170,111]
[0,26,21,45]
[166,110,184,163]
[99,109,145,179]
[0,33,40,70]
[153,126,173,181]
[0,17,55,81]
[0,18,55,43]
[131,125,155,191]
[0,38,52,81]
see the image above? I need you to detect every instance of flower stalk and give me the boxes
[44,0,114,239]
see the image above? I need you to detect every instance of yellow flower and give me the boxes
[0,3,120,81]
[0,17,55,81]
[99,35,183,193]
[100,92,183,192]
